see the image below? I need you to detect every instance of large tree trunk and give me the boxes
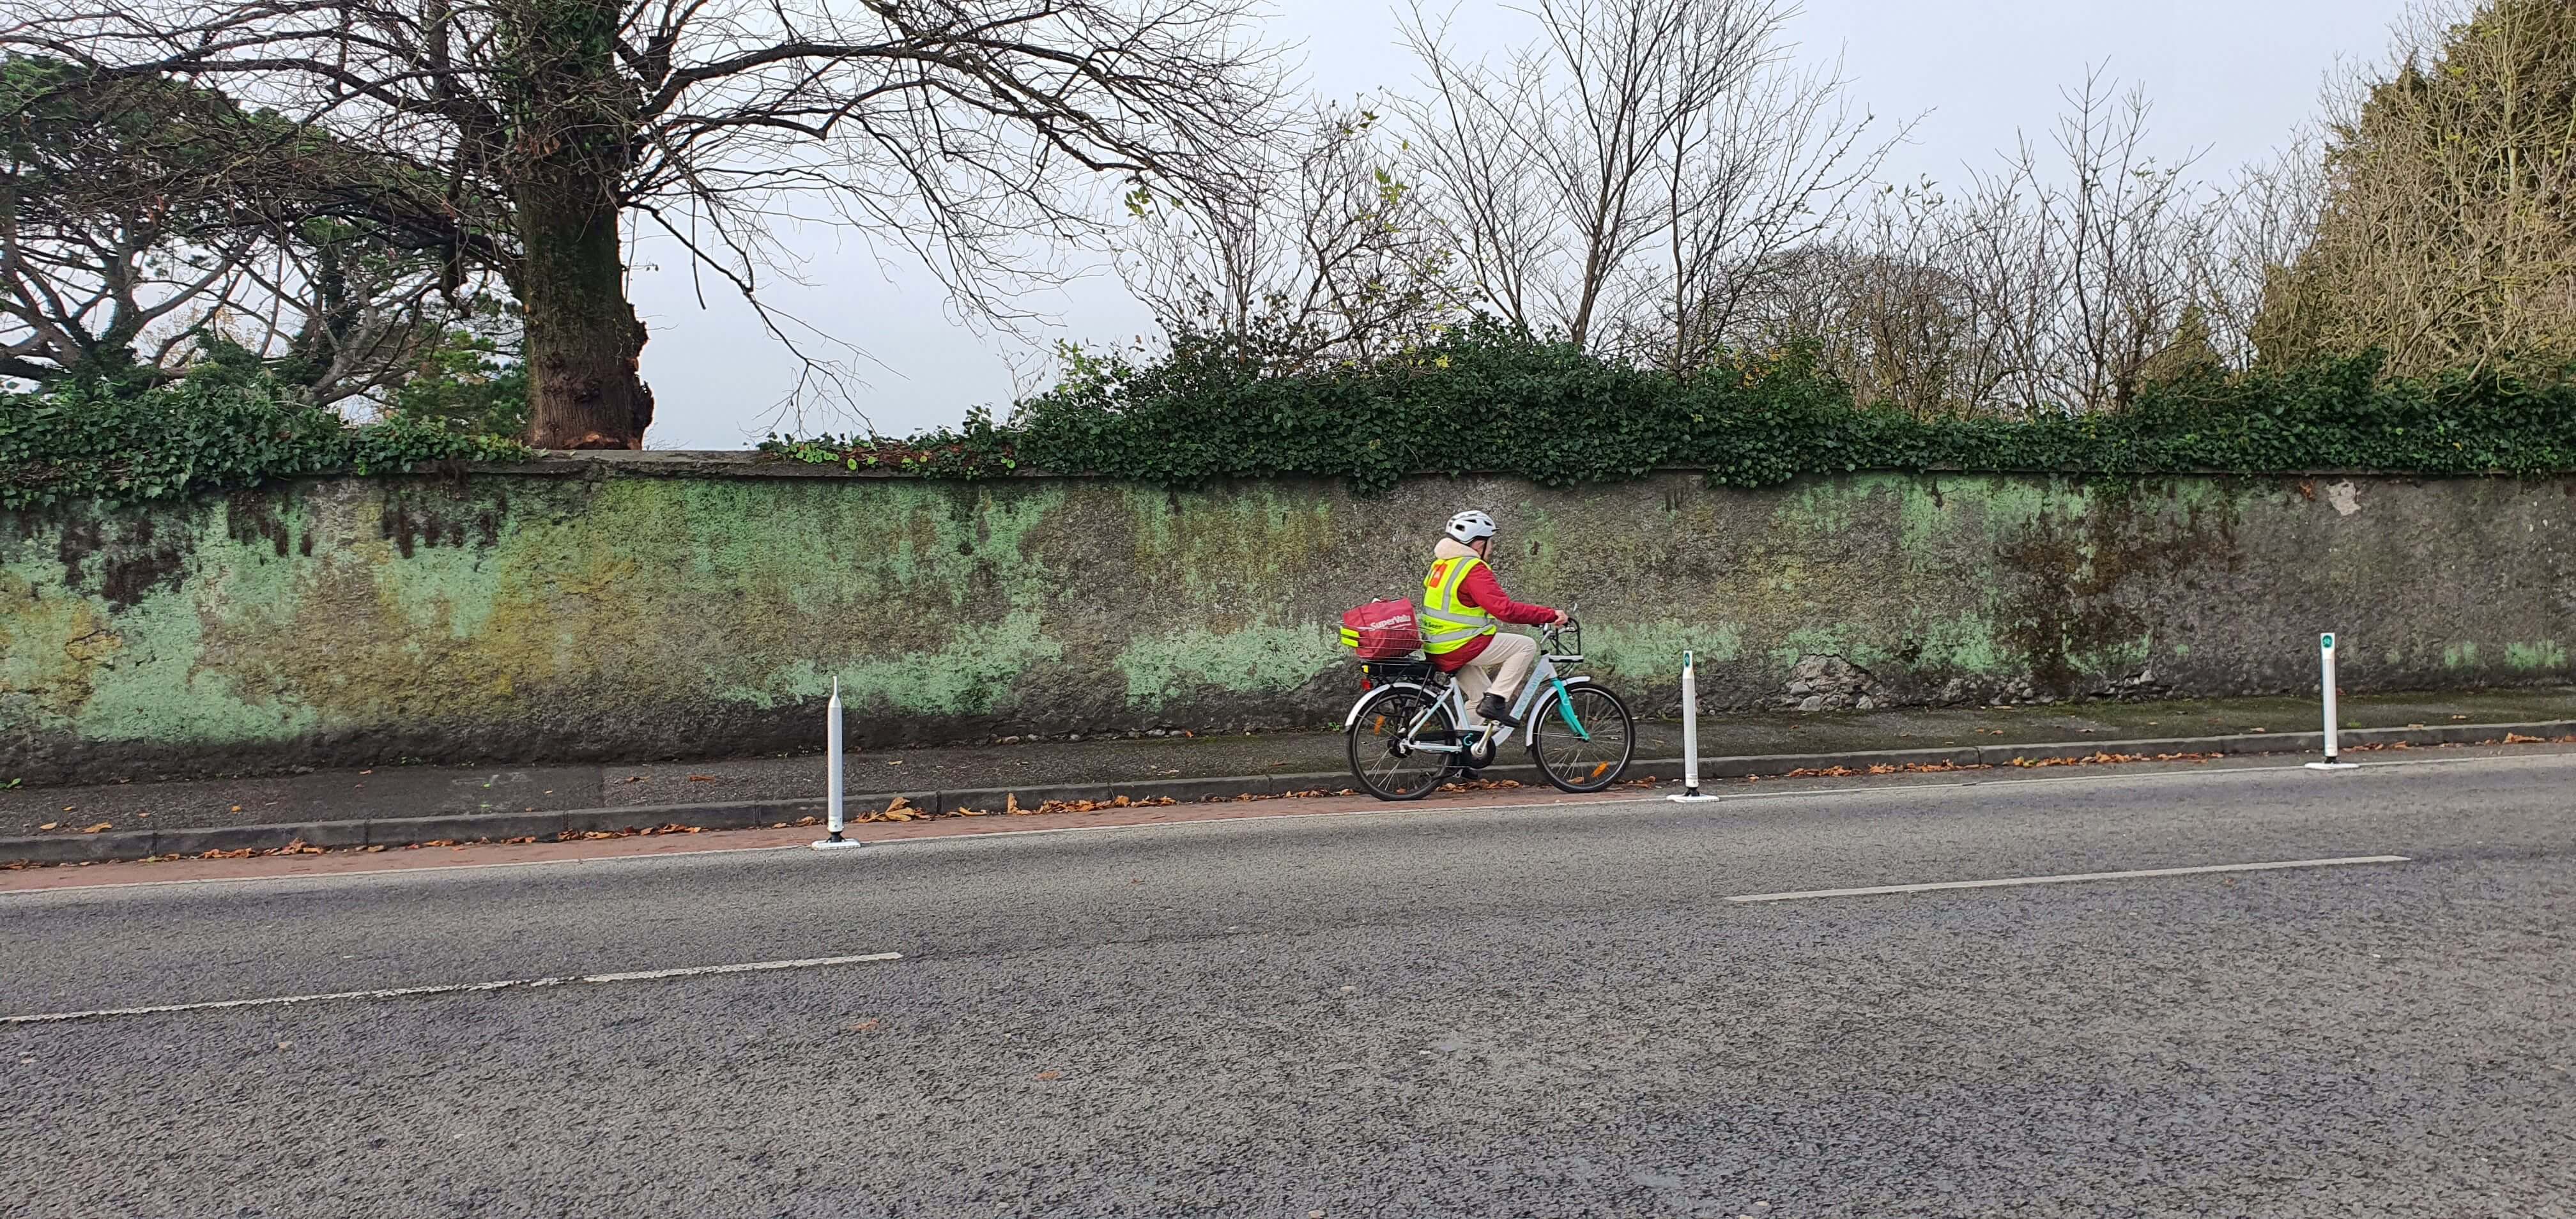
[518,184,653,448]
[505,0,653,450]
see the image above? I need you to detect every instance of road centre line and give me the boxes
[0,951,904,1025]
[1727,855,2412,903]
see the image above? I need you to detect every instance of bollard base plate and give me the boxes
[2303,761,2360,771]
[809,837,868,850]
[1666,786,1723,804]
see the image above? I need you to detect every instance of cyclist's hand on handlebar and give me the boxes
[1549,610,1570,627]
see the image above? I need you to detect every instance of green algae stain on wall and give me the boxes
[372,520,510,643]
[13,498,335,748]
[1116,624,1340,708]
[1119,484,1342,600]
[0,559,121,723]
[550,479,1078,716]
[1904,615,2014,676]
[2506,641,2568,671]
[5,468,2570,779]
[728,610,1066,716]
[1587,620,1744,680]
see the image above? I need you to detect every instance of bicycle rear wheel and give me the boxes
[1346,686,1457,801]
[1527,682,1636,793]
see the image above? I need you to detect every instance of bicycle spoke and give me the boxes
[1346,688,1453,801]
[1533,686,1633,793]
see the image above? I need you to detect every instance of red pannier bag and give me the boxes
[1339,599,1422,660]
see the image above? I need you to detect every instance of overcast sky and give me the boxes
[627,0,2418,448]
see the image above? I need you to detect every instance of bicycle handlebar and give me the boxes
[1540,601,1581,640]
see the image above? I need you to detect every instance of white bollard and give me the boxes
[1668,650,1721,803]
[2304,632,2358,772]
[812,677,868,848]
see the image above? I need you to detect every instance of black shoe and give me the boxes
[1478,693,1522,728]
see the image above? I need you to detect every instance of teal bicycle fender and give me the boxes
[1551,678,1592,741]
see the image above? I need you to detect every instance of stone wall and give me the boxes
[4,454,2570,781]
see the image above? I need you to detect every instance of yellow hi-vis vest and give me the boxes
[1420,555,1497,655]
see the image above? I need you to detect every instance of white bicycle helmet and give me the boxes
[1445,509,1498,545]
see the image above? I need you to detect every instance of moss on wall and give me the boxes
[3,463,2568,779]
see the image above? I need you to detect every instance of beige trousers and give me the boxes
[1452,632,1538,726]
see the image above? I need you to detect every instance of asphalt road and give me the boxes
[4,749,2573,1218]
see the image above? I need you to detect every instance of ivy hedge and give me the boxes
[1,378,532,510]
[8,322,2575,510]
[752,323,2576,494]
[763,321,2576,491]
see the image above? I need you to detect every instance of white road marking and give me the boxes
[1,951,904,1025]
[1728,855,2412,903]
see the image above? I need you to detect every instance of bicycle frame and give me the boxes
[1340,627,1598,757]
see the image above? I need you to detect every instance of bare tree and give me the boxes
[220,231,510,408]
[2188,132,2329,370]
[1115,100,1458,371]
[1750,72,2231,417]
[1749,187,2019,419]
[6,0,1287,447]
[1650,50,1900,372]
[1395,0,1896,365]
[1975,73,2220,411]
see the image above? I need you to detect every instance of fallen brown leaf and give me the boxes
[36,822,56,831]
[79,822,112,834]
[1032,1071,1063,1082]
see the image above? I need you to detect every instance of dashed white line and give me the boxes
[1,951,904,1025]
[1727,855,2412,903]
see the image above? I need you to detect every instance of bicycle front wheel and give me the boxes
[1346,686,1457,801]
[1527,682,1636,793]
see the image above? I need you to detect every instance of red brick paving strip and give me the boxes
[0,783,1650,895]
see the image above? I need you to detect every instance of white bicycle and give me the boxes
[1342,612,1636,801]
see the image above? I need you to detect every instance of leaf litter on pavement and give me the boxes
[8,733,2570,871]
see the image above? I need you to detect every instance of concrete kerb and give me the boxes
[1708,747,1984,777]
[5,719,2572,867]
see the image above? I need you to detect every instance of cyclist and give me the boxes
[1420,510,1568,729]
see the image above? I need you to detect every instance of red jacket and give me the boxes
[1430,560,1560,671]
